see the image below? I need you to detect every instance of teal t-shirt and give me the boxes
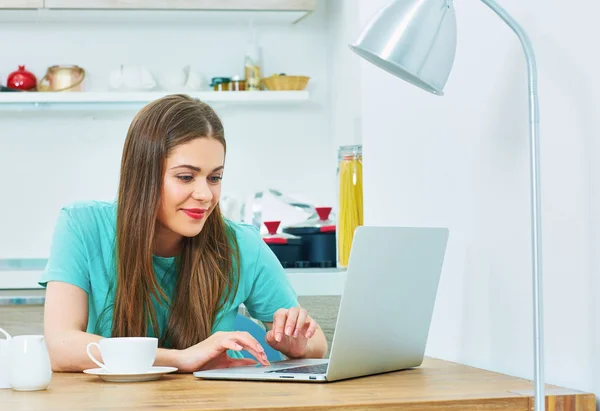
[39,201,298,354]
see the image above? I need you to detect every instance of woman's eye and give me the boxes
[177,175,193,182]
[209,175,223,184]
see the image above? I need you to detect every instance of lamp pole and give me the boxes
[479,2,544,410]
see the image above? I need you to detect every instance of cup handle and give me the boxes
[86,342,106,370]
[37,73,50,92]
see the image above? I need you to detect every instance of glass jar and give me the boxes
[210,77,231,91]
[336,145,363,268]
[231,75,246,91]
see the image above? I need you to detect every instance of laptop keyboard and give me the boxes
[266,363,328,374]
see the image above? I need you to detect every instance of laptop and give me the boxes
[194,225,449,382]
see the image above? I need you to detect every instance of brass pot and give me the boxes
[38,65,85,92]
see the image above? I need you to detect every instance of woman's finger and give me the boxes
[272,308,288,343]
[284,307,299,337]
[235,331,266,355]
[266,329,275,344]
[294,308,308,338]
[304,318,318,339]
[222,339,244,352]
[231,332,270,366]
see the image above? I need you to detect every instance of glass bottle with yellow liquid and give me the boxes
[336,145,363,268]
[244,40,261,91]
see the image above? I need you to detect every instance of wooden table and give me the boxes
[1,358,595,411]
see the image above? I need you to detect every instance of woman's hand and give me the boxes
[174,331,271,373]
[265,307,319,359]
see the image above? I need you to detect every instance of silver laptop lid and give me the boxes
[326,226,448,381]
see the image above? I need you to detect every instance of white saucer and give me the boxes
[83,366,178,382]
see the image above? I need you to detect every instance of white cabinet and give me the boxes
[0,0,43,8]
[0,0,319,24]
[43,0,316,11]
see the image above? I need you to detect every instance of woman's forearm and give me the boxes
[47,330,181,372]
[47,330,102,372]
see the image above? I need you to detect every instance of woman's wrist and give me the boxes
[300,341,325,359]
[281,338,326,360]
[304,329,328,359]
[155,347,183,369]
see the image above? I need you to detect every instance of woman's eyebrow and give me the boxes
[170,165,224,172]
[170,164,200,171]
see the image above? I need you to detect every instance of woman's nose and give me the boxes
[191,181,213,203]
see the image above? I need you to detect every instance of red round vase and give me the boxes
[7,65,37,91]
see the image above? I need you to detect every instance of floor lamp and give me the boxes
[349,1,545,410]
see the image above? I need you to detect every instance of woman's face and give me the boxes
[156,137,225,243]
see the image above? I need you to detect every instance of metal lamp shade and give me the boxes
[349,0,458,95]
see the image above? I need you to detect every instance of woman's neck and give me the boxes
[153,223,183,258]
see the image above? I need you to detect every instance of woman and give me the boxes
[40,94,328,372]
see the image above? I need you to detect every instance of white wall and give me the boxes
[0,5,335,259]
[358,0,599,401]
[327,0,361,150]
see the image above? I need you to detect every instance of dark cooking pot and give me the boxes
[262,221,308,268]
[283,207,337,268]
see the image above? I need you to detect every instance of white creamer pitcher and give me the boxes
[0,328,10,388]
[8,332,52,391]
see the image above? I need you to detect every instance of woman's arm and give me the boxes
[44,281,268,372]
[44,281,179,372]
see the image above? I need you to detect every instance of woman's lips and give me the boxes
[182,209,207,220]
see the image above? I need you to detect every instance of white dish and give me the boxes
[83,366,178,382]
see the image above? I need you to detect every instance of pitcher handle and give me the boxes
[86,342,107,370]
[0,327,11,340]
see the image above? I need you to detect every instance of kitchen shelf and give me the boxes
[43,0,316,11]
[0,0,316,24]
[0,91,310,109]
[0,267,346,296]
[0,0,42,8]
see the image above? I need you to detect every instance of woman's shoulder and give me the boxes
[224,219,262,249]
[58,200,117,233]
[61,199,115,212]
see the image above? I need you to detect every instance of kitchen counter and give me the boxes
[0,266,347,296]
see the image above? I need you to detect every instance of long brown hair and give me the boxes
[112,94,240,349]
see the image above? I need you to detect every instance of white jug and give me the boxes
[6,331,52,391]
[0,328,10,389]
[108,65,157,91]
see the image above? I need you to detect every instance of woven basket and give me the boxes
[261,75,310,91]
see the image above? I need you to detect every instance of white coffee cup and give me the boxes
[86,337,158,374]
